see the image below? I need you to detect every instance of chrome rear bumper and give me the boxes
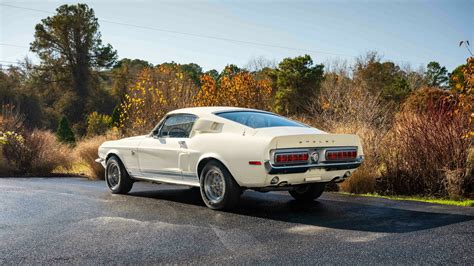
[265,156,364,175]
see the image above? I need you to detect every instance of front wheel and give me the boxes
[289,183,326,202]
[106,156,133,194]
[200,160,241,210]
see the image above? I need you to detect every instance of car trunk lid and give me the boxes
[253,127,362,153]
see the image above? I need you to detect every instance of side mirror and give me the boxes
[192,119,223,134]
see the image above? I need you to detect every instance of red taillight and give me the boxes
[326,150,357,161]
[248,161,262,165]
[275,152,309,164]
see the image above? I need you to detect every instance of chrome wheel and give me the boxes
[203,168,226,204]
[106,161,120,190]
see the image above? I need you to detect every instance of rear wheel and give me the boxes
[106,156,133,194]
[289,183,325,202]
[200,160,241,210]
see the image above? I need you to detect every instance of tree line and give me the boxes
[0,3,472,197]
[0,3,467,139]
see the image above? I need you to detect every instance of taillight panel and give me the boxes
[325,149,357,161]
[270,147,359,167]
[274,152,309,165]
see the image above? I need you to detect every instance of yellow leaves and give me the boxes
[118,65,199,136]
[0,131,24,146]
[194,69,272,110]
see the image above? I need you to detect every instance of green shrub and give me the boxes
[56,117,76,144]
[86,112,112,137]
[111,105,121,127]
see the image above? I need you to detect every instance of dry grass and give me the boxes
[74,130,119,179]
[26,130,73,176]
[380,106,472,198]
[75,136,107,180]
[0,130,72,176]
[339,192,474,207]
[304,68,391,194]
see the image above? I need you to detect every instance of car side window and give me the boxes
[158,114,197,138]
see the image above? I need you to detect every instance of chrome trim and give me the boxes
[268,156,364,169]
[141,169,197,178]
[269,146,359,165]
[132,175,200,187]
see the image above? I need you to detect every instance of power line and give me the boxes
[0,3,355,58]
[0,2,429,66]
[0,43,29,48]
[0,3,52,14]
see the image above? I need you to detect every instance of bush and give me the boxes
[86,112,112,137]
[0,104,24,133]
[75,130,119,179]
[328,125,385,194]
[379,106,472,198]
[305,67,391,194]
[401,87,451,113]
[119,65,198,136]
[0,130,72,176]
[56,116,75,144]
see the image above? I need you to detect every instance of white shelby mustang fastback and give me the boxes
[97,107,364,210]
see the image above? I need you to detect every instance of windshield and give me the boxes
[215,111,307,129]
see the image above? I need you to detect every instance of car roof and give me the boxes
[167,106,266,117]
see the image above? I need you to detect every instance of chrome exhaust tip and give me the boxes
[270,176,279,185]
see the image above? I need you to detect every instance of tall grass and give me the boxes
[74,130,119,179]
[380,105,472,198]
[1,130,72,176]
[305,66,392,194]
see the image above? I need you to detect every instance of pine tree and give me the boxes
[111,104,121,127]
[56,117,76,144]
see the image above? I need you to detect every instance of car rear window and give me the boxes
[215,111,307,129]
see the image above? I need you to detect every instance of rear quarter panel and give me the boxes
[187,132,271,187]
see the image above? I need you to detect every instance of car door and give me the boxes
[137,114,197,181]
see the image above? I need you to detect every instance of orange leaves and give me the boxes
[463,57,474,94]
[194,67,272,110]
[119,65,273,136]
[119,65,198,136]
[195,74,218,107]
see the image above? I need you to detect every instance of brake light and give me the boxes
[326,150,357,161]
[275,152,309,164]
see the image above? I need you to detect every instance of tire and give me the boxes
[105,155,133,194]
[289,183,326,202]
[199,160,241,210]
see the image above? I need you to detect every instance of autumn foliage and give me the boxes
[119,64,198,135]
[119,65,273,136]
[194,66,272,110]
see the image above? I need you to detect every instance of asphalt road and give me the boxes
[0,178,473,264]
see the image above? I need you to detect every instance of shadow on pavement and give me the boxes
[128,187,473,234]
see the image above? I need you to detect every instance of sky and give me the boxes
[1,0,473,72]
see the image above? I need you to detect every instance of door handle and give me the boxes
[178,141,187,149]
